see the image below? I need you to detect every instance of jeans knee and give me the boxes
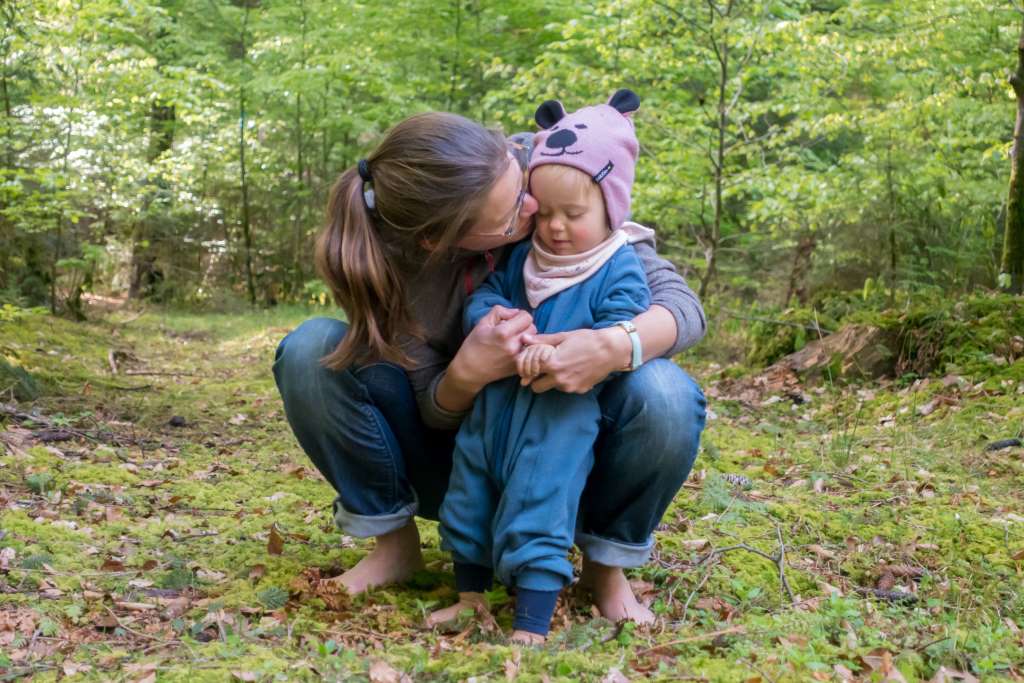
[620,360,706,470]
[275,317,349,369]
[274,317,349,406]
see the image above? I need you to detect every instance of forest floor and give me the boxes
[1,304,1023,682]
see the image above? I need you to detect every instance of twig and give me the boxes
[635,625,746,656]
[102,604,179,644]
[689,526,797,607]
[0,664,57,682]
[681,557,718,622]
[123,371,196,377]
[107,349,118,374]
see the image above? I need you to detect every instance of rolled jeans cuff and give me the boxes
[575,530,654,568]
[332,495,418,538]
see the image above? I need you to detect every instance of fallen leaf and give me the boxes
[504,651,521,681]
[100,558,125,572]
[807,544,837,561]
[602,668,630,683]
[231,672,258,682]
[930,667,980,683]
[268,524,285,556]
[368,659,412,683]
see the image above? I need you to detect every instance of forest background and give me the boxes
[3,0,1023,319]
[3,2,1024,680]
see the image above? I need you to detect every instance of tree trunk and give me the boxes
[238,4,257,306]
[1002,14,1024,295]
[129,101,175,299]
[784,232,817,306]
[447,0,462,112]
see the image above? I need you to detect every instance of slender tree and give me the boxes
[1003,7,1024,294]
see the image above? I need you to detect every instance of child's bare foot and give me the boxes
[426,591,489,627]
[509,629,546,645]
[324,521,424,596]
[580,558,655,625]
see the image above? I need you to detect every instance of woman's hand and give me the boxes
[449,305,536,392]
[521,327,631,394]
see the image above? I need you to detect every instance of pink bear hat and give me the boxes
[528,88,640,231]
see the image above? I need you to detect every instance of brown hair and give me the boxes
[315,112,508,370]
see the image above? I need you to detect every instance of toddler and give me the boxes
[430,89,655,643]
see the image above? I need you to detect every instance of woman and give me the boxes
[273,110,707,623]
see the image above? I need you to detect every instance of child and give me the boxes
[430,89,655,643]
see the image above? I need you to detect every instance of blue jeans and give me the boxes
[273,317,706,567]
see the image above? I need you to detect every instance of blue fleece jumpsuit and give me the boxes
[438,238,650,634]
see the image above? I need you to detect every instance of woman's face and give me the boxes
[455,154,538,252]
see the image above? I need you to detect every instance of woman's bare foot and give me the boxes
[509,629,546,645]
[579,558,655,625]
[425,591,489,628]
[324,521,424,596]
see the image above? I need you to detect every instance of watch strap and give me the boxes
[614,321,643,371]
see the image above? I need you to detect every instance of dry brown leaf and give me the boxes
[681,538,710,551]
[100,558,125,572]
[504,651,521,681]
[602,668,630,683]
[807,544,837,561]
[249,564,267,580]
[268,524,285,556]
[1012,548,1024,562]
[877,571,896,591]
[368,659,412,683]
[834,664,855,681]
[930,667,980,683]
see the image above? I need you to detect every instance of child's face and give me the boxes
[530,165,610,255]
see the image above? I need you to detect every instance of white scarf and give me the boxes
[523,221,655,308]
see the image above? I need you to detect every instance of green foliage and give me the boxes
[0,0,1016,310]
[257,586,289,610]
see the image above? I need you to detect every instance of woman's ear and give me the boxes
[607,89,640,117]
[535,100,567,129]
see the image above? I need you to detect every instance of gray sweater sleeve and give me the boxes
[631,239,707,356]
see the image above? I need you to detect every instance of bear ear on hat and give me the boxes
[607,88,640,117]
[535,100,567,129]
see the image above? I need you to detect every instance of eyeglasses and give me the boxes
[502,187,526,238]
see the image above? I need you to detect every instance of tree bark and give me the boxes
[1002,14,1024,295]
[238,3,256,306]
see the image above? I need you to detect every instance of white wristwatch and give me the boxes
[614,321,643,371]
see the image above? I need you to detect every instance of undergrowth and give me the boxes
[0,303,1022,681]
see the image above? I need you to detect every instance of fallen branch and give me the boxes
[123,370,196,377]
[635,625,746,656]
[691,525,797,606]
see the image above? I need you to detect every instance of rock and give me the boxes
[168,415,187,428]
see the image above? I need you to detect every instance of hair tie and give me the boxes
[357,159,373,182]
[357,159,376,212]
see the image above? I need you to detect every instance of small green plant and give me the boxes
[25,472,54,494]
[258,586,288,610]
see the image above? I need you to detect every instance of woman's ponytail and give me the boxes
[315,167,413,369]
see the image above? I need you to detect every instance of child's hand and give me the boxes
[516,344,556,386]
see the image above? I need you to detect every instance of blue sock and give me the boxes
[513,588,560,636]
[454,562,493,593]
